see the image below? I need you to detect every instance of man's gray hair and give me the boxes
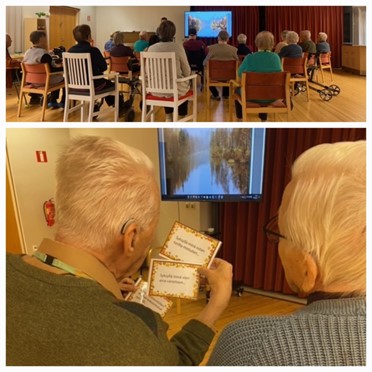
[237,33,247,44]
[279,141,366,295]
[55,136,159,254]
[286,31,299,44]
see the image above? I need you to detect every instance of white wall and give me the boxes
[6,6,189,53]
[7,129,212,254]
[95,6,189,50]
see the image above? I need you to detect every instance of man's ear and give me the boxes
[121,223,138,258]
[279,243,318,295]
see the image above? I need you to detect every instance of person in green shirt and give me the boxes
[235,31,282,121]
[133,31,149,52]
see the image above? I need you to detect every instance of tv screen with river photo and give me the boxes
[158,128,266,202]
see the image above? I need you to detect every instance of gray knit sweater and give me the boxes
[208,297,366,366]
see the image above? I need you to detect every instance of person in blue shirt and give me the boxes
[316,32,331,53]
[279,31,303,59]
[104,31,119,52]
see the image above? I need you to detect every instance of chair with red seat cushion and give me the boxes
[140,52,197,122]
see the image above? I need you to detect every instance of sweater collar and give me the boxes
[36,238,123,300]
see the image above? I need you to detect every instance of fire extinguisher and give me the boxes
[43,198,55,227]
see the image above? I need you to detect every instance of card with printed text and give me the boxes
[125,279,173,317]
[160,221,221,268]
[147,259,201,300]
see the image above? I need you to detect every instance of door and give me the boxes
[49,6,79,51]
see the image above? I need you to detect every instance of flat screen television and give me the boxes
[158,128,266,202]
[184,11,233,38]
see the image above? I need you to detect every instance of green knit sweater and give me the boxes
[208,296,366,366]
[6,254,215,366]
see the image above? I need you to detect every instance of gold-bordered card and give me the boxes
[147,259,200,300]
[125,279,173,318]
[160,221,221,268]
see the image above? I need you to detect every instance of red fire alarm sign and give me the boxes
[36,150,48,163]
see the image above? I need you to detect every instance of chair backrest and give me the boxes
[186,49,205,71]
[207,60,238,81]
[21,63,49,85]
[319,52,331,65]
[242,71,290,101]
[140,52,178,96]
[62,52,94,91]
[282,56,308,75]
[103,50,111,59]
[109,55,130,74]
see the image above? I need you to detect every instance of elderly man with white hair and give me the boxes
[133,30,149,52]
[208,140,366,366]
[7,135,233,366]
[316,32,331,53]
[279,31,303,59]
[299,29,316,54]
[236,33,252,56]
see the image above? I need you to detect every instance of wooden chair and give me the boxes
[229,71,291,122]
[318,52,333,82]
[185,49,205,90]
[62,52,119,122]
[282,56,310,101]
[140,52,197,122]
[17,63,64,122]
[103,50,111,59]
[205,59,238,107]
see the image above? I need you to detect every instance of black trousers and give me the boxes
[210,86,229,97]
[164,101,188,116]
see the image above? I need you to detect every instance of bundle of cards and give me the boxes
[147,221,221,301]
[125,279,173,318]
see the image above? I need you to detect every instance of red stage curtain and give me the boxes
[191,6,259,50]
[219,128,366,295]
[265,6,343,68]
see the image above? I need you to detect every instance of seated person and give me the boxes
[7,135,233,365]
[145,34,160,51]
[6,33,21,89]
[203,30,239,100]
[104,31,119,53]
[274,30,288,53]
[148,20,192,122]
[68,24,124,114]
[133,31,149,52]
[316,32,331,54]
[110,32,135,58]
[183,28,207,54]
[22,30,65,108]
[235,31,282,122]
[236,33,252,56]
[279,31,303,59]
[208,140,366,366]
[299,30,316,54]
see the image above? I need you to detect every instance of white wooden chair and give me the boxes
[62,52,119,122]
[140,52,197,122]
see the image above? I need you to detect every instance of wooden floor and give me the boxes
[164,289,304,365]
[6,69,365,123]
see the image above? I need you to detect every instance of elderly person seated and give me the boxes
[7,135,233,366]
[203,30,239,100]
[299,30,316,54]
[234,31,282,122]
[279,31,303,59]
[133,31,149,52]
[110,31,135,58]
[148,20,192,122]
[316,32,331,54]
[274,30,288,53]
[208,140,366,366]
[104,31,119,52]
[236,33,252,57]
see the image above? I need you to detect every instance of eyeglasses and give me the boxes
[120,218,135,235]
[264,215,286,243]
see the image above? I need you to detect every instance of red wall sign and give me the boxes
[36,150,48,163]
